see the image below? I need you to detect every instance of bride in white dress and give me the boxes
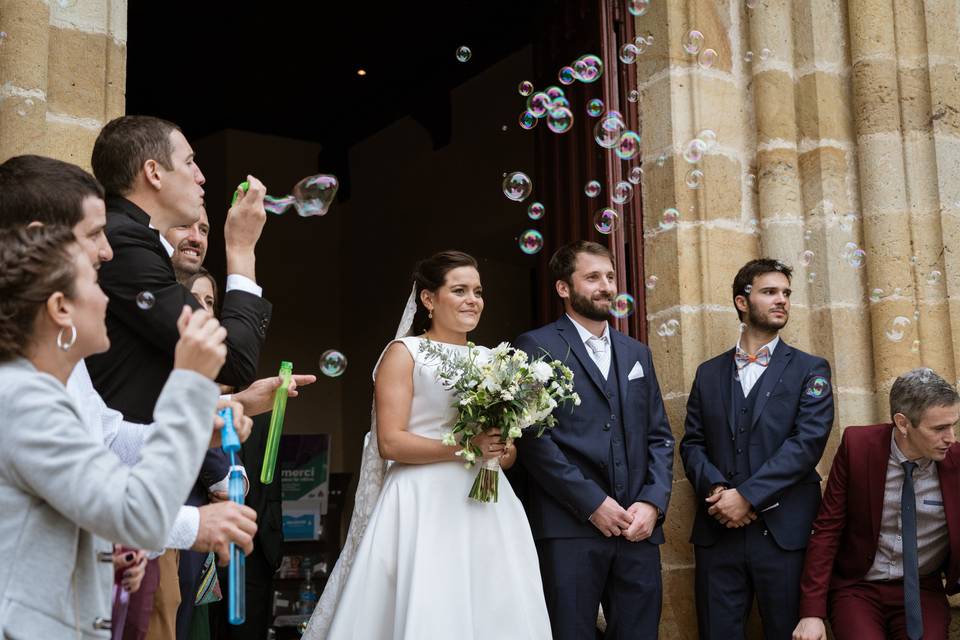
[303,250,552,640]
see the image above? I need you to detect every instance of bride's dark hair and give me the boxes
[411,250,479,334]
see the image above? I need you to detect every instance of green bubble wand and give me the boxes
[261,361,293,484]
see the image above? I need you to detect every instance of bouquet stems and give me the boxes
[469,456,501,503]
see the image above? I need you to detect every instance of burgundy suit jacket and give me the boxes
[798,423,960,618]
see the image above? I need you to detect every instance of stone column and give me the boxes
[0,0,126,169]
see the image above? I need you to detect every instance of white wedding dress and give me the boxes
[304,336,552,640]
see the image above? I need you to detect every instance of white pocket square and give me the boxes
[627,361,645,380]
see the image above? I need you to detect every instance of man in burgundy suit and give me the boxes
[793,368,960,640]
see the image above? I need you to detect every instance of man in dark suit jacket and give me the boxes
[86,115,271,424]
[680,258,834,639]
[794,369,960,640]
[514,241,673,640]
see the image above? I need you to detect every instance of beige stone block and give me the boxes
[929,65,960,144]
[694,153,743,221]
[890,0,931,63]
[798,147,855,215]
[0,0,50,91]
[847,0,897,62]
[897,67,933,135]
[662,480,695,566]
[796,72,855,144]
[851,61,901,136]
[799,0,850,69]
[924,1,960,61]
[856,136,908,214]
[754,69,798,143]
[0,94,45,159]
[40,117,98,168]
[47,26,108,121]
[757,147,802,219]
[632,0,669,82]
[746,0,794,67]
[660,566,699,640]
[105,39,125,119]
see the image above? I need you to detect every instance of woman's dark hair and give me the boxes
[732,258,793,321]
[91,115,181,196]
[0,155,105,229]
[0,225,79,361]
[411,250,479,334]
[181,267,219,316]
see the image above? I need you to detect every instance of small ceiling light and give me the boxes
[357,68,367,76]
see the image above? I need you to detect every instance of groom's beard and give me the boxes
[569,287,612,321]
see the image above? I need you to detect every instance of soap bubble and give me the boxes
[927,270,942,285]
[264,195,296,215]
[612,181,634,205]
[885,316,911,342]
[519,229,544,255]
[807,272,817,283]
[292,174,339,217]
[683,30,704,55]
[544,85,565,101]
[698,129,718,149]
[628,166,643,184]
[320,350,348,377]
[840,241,858,260]
[870,288,884,302]
[456,46,472,62]
[57,0,77,7]
[527,202,545,220]
[656,153,668,167]
[619,43,639,64]
[799,250,815,267]
[627,89,641,103]
[594,208,619,234]
[848,248,866,268]
[760,47,772,60]
[683,138,707,163]
[136,291,155,310]
[16,98,35,118]
[558,66,576,85]
[645,275,658,290]
[685,168,704,189]
[657,319,680,337]
[550,96,571,110]
[546,106,574,134]
[519,111,537,130]
[503,172,533,202]
[518,80,534,96]
[635,37,650,54]
[585,180,602,198]
[594,111,627,149]
[575,54,604,83]
[527,92,551,118]
[616,131,642,160]
[745,173,757,189]
[610,293,636,318]
[698,49,718,69]
[627,0,650,16]
[660,207,680,229]
[587,99,604,117]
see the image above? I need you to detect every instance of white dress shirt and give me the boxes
[736,335,780,397]
[155,224,263,297]
[567,314,611,379]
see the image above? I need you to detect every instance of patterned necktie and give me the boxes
[901,460,923,640]
[586,335,608,357]
[734,346,771,369]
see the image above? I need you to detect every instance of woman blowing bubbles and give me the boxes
[0,226,247,638]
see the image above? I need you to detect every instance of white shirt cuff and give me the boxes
[165,506,200,550]
[226,274,262,297]
[208,466,250,497]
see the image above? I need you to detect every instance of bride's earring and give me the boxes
[57,325,77,351]
[428,310,433,319]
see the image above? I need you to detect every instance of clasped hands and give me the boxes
[589,497,658,542]
[706,485,757,528]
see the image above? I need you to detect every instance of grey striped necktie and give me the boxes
[901,460,923,640]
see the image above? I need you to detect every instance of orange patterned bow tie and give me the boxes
[735,346,771,369]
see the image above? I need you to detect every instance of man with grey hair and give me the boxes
[793,368,960,640]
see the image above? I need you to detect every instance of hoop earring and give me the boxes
[56,325,77,351]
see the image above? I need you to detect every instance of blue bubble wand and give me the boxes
[218,407,246,625]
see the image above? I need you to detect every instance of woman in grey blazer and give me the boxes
[0,226,237,639]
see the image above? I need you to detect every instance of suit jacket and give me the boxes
[86,196,272,423]
[0,359,218,639]
[798,423,960,618]
[680,341,834,550]
[513,315,674,541]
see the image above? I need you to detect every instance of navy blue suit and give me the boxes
[514,315,673,640]
[680,340,834,639]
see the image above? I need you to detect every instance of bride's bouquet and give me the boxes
[420,340,580,502]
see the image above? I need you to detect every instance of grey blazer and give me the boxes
[0,358,219,639]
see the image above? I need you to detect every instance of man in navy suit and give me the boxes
[680,258,834,639]
[514,240,674,639]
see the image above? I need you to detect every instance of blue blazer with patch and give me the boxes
[680,340,835,551]
[513,315,674,541]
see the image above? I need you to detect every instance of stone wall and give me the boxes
[0,0,126,168]
[634,0,960,637]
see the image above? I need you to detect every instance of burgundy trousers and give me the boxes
[122,558,160,640]
[828,575,949,640]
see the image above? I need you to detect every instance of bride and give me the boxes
[303,250,552,639]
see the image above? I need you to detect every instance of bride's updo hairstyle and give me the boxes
[412,250,479,334]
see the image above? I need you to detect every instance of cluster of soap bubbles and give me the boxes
[518,85,575,134]
[840,242,866,268]
[620,31,655,66]
[593,111,641,160]
[657,319,680,337]
[681,30,718,69]
[502,172,545,255]
[259,175,339,217]
[680,130,716,190]
[320,350,348,377]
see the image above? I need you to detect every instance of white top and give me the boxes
[566,313,611,379]
[736,334,780,397]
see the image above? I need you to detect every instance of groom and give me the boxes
[514,240,674,639]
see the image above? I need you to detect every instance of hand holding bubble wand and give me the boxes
[218,407,246,625]
[261,361,292,485]
[231,174,339,217]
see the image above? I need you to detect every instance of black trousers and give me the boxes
[536,536,662,640]
[694,523,805,640]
